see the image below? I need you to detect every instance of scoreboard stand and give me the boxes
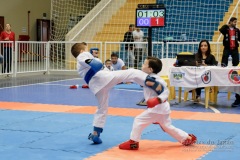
[136,4,166,56]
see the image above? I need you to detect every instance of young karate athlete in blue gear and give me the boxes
[81,47,100,88]
[71,42,162,144]
[119,57,197,150]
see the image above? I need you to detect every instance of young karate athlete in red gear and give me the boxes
[119,57,197,150]
[71,43,162,144]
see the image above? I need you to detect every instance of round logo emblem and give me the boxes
[228,69,240,84]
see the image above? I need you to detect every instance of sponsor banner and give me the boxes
[170,66,240,87]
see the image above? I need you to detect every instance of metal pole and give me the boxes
[148,27,152,56]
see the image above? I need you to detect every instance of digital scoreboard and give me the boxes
[136,4,166,56]
[136,8,166,27]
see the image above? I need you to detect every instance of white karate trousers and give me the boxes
[94,69,147,128]
[130,110,189,143]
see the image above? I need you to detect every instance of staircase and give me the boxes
[93,0,155,58]
[212,0,240,42]
[94,0,155,42]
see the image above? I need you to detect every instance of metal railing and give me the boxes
[104,41,164,69]
[0,41,224,77]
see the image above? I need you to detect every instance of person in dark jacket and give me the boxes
[123,24,135,68]
[219,17,240,107]
[194,40,218,102]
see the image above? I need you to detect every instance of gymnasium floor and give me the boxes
[0,74,239,160]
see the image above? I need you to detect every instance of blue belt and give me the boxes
[84,69,97,84]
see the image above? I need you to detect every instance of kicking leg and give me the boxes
[110,69,163,94]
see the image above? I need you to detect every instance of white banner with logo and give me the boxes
[169,66,240,88]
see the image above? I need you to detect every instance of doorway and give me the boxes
[0,16,4,33]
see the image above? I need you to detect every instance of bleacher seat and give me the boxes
[155,0,231,41]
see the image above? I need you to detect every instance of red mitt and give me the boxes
[82,84,89,88]
[69,85,78,89]
[147,97,161,108]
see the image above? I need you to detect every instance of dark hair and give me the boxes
[197,39,211,57]
[105,59,111,63]
[229,17,237,23]
[146,56,162,74]
[90,47,99,54]
[71,42,87,58]
[111,52,119,58]
[129,24,134,28]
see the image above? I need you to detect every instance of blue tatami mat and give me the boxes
[1,108,239,160]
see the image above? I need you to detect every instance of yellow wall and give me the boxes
[0,0,51,40]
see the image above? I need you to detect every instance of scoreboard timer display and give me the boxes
[136,8,166,27]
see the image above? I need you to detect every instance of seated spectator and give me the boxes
[194,40,218,102]
[103,59,114,71]
[111,53,126,70]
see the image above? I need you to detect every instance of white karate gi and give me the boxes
[130,73,189,143]
[112,58,125,70]
[77,52,148,128]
